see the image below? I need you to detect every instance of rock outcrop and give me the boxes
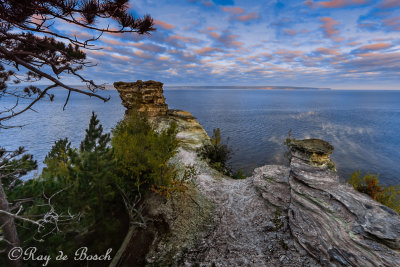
[255,139,400,266]
[115,80,400,266]
[114,80,168,116]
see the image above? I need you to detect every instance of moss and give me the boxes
[272,208,284,231]
[289,139,334,155]
[280,239,289,250]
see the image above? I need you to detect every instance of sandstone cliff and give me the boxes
[114,80,400,267]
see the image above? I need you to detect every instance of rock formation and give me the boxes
[114,80,168,116]
[115,80,400,266]
[255,139,400,266]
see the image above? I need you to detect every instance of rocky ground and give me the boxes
[177,149,320,267]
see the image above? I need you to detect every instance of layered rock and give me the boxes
[114,80,168,116]
[255,138,400,266]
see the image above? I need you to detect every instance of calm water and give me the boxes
[1,88,399,185]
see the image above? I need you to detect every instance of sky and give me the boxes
[54,0,400,89]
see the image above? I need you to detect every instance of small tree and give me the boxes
[38,112,119,254]
[199,128,232,174]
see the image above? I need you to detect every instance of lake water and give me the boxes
[1,88,399,185]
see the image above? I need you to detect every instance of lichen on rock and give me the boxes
[288,138,336,171]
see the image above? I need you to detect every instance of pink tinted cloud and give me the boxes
[111,54,131,61]
[383,16,400,31]
[222,7,258,22]
[194,47,223,55]
[305,0,368,8]
[347,41,361,46]
[359,43,392,51]
[237,12,259,22]
[167,35,201,44]
[221,7,244,14]
[315,47,340,55]
[379,0,400,9]
[154,20,175,30]
[283,29,297,36]
[320,17,342,41]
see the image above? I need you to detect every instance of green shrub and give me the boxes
[111,112,179,196]
[199,128,232,174]
[349,171,400,213]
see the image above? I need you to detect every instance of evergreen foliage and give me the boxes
[3,112,182,264]
[199,128,232,174]
[111,112,179,196]
[10,112,121,259]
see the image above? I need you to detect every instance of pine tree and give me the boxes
[78,112,115,217]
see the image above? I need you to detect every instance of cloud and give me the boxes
[283,29,297,36]
[221,7,244,14]
[305,0,369,9]
[154,20,175,30]
[319,0,368,8]
[236,12,259,22]
[314,47,340,55]
[130,42,166,53]
[320,17,342,42]
[358,42,392,51]
[378,0,400,9]
[347,41,362,46]
[194,47,223,55]
[382,16,400,31]
[207,30,244,48]
[221,6,258,22]
[167,34,201,44]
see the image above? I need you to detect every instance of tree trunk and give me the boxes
[0,181,23,267]
[109,224,135,267]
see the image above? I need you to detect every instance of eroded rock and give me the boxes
[114,80,168,116]
[255,138,400,266]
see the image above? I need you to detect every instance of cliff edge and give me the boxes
[114,80,400,267]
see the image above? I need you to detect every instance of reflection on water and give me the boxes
[1,88,399,185]
[165,89,400,185]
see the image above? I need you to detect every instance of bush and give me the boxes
[199,128,232,174]
[111,112,179,196]
[349,171,400,213]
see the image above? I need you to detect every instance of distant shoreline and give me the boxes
[164,86,331,90]
[9,85,400,91]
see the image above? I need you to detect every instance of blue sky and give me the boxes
[55,0,400,89]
